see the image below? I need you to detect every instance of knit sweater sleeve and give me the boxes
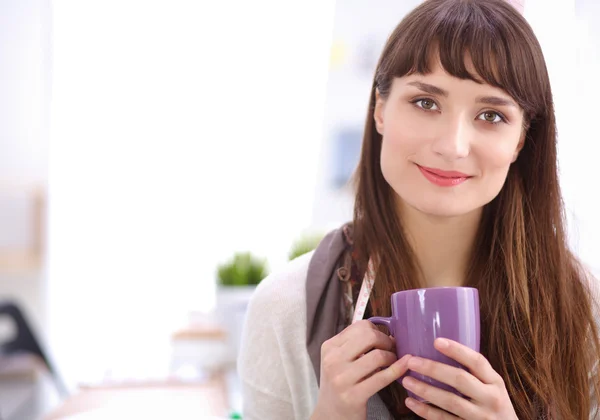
[238,252,318,420]
[238,278,294,419]
[240,381,294,420]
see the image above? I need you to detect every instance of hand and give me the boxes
[311,320,412,420]
[401,338,518,420]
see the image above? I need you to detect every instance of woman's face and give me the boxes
[374,59,525,218]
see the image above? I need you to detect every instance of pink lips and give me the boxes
[417,165,471,187]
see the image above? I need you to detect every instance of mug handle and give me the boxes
[368,316,394,337]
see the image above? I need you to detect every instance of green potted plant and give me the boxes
[215,252,269,363]
[217,252,268,287]
[288,233,324,261]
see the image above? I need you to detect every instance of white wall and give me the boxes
[0,0,51,333]
[48,0,335,387]
[0,0,50,182]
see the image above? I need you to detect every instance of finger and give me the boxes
[405,397,460,419]
[343,349,397,384]
[402,376,480,419]
[390,335,396,352]
[328,320,382,347]
[434,338,501,385]
[322,320,380,352]
[406,356,487,401]
[339,320,394,359]
[357,354,412,397]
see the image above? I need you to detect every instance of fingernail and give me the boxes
[408,357,423,368]
[436,338,449,348]
[405,397,417,408]
[402,376,416,388]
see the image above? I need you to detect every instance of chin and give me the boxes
[416,203,475,218]
[404,196,482,218]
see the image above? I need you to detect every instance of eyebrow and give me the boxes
[407,81,448,97]
[407,81,518,108]
[476,96,517,108]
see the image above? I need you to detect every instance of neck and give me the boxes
[398,201,482,288]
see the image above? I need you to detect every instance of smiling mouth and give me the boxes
[416,165,472,187]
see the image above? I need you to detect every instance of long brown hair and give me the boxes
[352,0,600,418]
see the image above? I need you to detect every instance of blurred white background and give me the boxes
[0,0,598,418]
[47,0,335,385]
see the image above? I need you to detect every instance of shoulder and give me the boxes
[240,251,314,358]
[239,251,314,364]
[239,251,318,411]
[247,250,314,319]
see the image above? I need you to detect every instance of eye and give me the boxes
[412,98,439,111]
[477,111,505,124]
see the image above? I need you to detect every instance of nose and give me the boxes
[431,117,471,160]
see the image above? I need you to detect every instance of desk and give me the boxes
[44,374,229,419]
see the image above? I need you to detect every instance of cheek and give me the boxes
[380,112,429,163]
[380,124,418,183]
[476,140,518,172]
[472,141,519,197]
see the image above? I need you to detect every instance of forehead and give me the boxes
[397,50,511,96]
[422,47,493,84]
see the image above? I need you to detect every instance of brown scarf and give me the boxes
[305,224,414,419]
[305,224,348,383]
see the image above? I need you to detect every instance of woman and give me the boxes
[238,0,600,418]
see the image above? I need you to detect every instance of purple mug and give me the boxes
[369,287,480,402]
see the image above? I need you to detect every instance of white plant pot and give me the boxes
[215,285,258,363]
